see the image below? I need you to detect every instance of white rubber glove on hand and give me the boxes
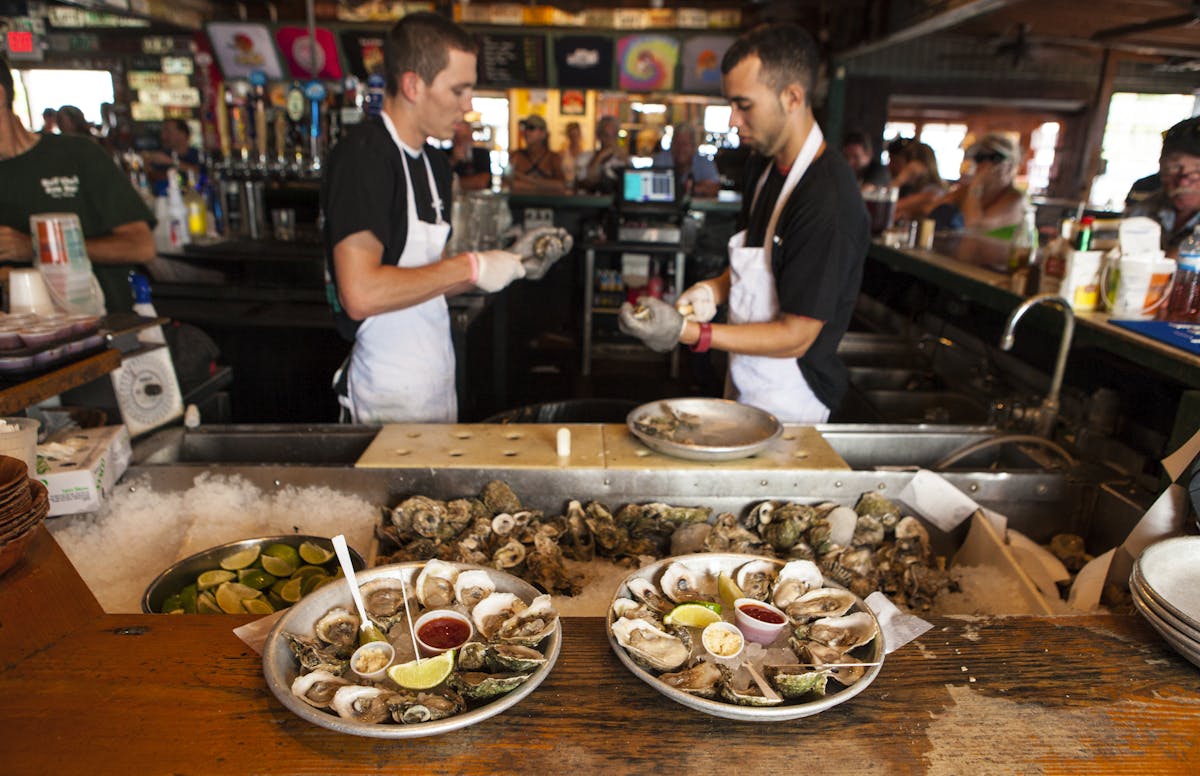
[511,226,574,280]
[474,250,526,292]
[675,282,717,322]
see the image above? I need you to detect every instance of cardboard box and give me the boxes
[37,425,132,516]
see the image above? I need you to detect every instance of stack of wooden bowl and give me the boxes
[0,454,50,576]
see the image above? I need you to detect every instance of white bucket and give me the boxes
[1103,253,1175,320]
[1059,250,1104,312]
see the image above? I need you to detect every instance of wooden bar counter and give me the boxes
[2,525,1198,774]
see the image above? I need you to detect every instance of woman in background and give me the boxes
[893,142,947,222]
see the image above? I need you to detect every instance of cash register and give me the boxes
[615,168,684,244]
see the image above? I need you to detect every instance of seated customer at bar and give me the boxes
[843,129,890,190]
[449,120,492,191]
[892,142,947,222]
[579,115,627,194]
[653,122,720,198]
[925,132,1025,238]
[507,114,567,195]
[1124,115,1200,257]
[0,55,155,309]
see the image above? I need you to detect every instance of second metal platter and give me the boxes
[627,398,782,461]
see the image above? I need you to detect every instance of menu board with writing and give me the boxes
[477,33,546,87]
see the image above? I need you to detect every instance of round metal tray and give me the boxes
[262,561,561,738]
[626,398,783,461]
[606,553,885,721]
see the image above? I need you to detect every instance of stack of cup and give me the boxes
[0,418,39,478]
[29,213,106,315]
[6,269,55,315]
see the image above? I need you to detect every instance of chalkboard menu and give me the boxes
[477,33,546,87]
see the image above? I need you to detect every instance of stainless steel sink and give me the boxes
[133,425,380,465]
[846,366,944,391]
[837,332,924,368]
[817,425,1049,470]
[859,389,990,425]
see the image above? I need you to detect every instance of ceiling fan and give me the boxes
[1092,0,1200,41]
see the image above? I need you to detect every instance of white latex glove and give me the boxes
[474,250,526,292]
[676,282,717,322]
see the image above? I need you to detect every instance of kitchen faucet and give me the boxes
[1000,294,1075,438]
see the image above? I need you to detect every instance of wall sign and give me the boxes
[681,35,733,94]
[207,23,284,80]
[275,26,344,80]
[477,33,546,88]
[553,35,613,89]
[618,35,679,92]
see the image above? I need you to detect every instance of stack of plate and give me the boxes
[1130,536,1200,669]
[0,455,50,577]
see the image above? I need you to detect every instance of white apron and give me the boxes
[341,114,456,423]
[725,123,829,424]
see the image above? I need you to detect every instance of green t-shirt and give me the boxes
[0,134,155,310]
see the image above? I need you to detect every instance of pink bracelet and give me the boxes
[466,252,480,283]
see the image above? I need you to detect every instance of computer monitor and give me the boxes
[622,169,676,204]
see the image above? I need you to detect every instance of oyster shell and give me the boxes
[314,606,360,652]
[797,611,879,653]
[783,587,857,622]
[285,634,350,676]
[454,569,496,610]
[659,561,708,603]
[471,591,523,640]
[771,559,824,609]
[658,660,723,699]
[457,641,489,671]
[611,617,689,672]
[449,671,530,700]
[481,480,522,515]
[487,643,548,673]
[766,665,828,699]
[496,593,557,647]
[387,688,466,724]
[735,559,778,601]
[627,578,674,614]
[330,685,393,724]
[290,670,350,708]
[717,665,784,707]
[492,539,527,569]
[415,559,459,609]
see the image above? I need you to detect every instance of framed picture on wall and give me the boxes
[561,89,585,115]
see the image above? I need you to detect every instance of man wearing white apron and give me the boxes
[321,14,566,423]
[619,24,868,423]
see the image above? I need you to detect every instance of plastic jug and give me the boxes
[1103,252,1176,320]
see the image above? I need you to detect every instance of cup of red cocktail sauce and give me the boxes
[733,597,789,645]
[414,609,474,656]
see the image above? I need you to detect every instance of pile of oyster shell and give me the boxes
[611,558,881,706]
[285,559,558,726]
[375,481,954,612]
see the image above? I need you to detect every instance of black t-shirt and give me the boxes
[321,117,453,341]
[739,150,869,411]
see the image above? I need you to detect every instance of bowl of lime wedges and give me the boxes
[142,535,366,615]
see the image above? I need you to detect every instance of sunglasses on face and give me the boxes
[520,123,543,131]
[972,152,1007,164]
[1163,164,1200,181]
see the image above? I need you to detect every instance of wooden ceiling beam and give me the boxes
[836,0,1027,59]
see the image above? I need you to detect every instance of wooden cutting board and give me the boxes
[602,424,849,470]
[356,424,848,470]
[355,424,606,469]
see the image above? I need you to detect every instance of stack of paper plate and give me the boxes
[1130,536,1200,669]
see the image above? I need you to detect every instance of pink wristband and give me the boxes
[466,252,480,283]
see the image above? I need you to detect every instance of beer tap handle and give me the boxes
[215,83,232,163]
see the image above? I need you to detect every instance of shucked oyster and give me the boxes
[611,617,689,672]
[496,593,558,647]
[330,685,393,724]
[454,569,496,610]
[314,607,359,652]
[291,670,350,708]
[415,559,459,609]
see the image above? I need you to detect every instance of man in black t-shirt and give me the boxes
[320,14,529,423]
[618,24,868,422]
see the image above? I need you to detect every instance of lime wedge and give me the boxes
[197,569,235,590]
[663,602,722,628]
[260,554,297,578]
[301,573,330,596]
[219,546,261,571]
[178,584,198,614]
[263,542,301,566]
[243,597,275,615]
[215,581,260,614]
[196,591,222,614]
[291,564,326,579]
[278,576,304,604]
[718,572,744,611]
[160,594,182,614]
[387,650,455,690]
[238,568,276,590]
[298,541,334,565]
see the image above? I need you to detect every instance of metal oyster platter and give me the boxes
[606,553,885,721]
[626,398,783,461]
[263,561,561,738]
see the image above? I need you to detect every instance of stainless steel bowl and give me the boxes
[627,398,783,461]
[141,535,365,614]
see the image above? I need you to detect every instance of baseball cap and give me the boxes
[520,114,547,130]
[1162,115,1200,158]
[966,132,1019,163]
